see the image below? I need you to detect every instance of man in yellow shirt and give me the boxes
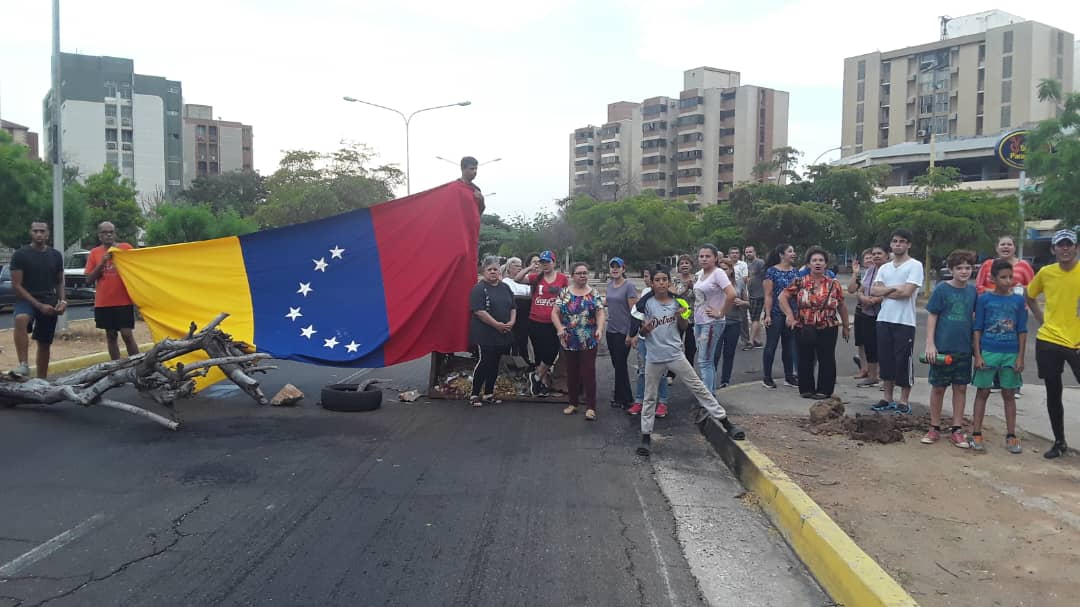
[1026,228,1080,459]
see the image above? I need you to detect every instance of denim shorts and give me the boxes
[14,299,59,344]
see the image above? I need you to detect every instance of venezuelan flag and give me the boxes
[112,181,479,368]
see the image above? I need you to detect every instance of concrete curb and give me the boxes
[700,418,919,607]
[46,343,156,376]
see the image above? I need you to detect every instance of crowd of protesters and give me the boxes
[469,226,1079,460]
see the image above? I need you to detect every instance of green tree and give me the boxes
[911,165,962,192]
[804,164,889,242]
[691,203,743,250]
[180,170,268,217]
[868,190,1019,287]
[0,132,88,249]
[479,214,514,257]
[255,142,404,228]
[563,193,694,267]
[143,204,258,246]
[743,202,850,253]
[79,165,145,246]
[1025,79,1080,225]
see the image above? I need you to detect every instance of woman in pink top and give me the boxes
[974,235,1034,295]
[693,244,738,392]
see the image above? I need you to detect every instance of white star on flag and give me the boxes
[313,257,328,272]
[298,282,313,296]
[323,336,339,349]
[300,325,317,339]
[329,245,345,259]
[285,307,302,321]
[345,341,360,353]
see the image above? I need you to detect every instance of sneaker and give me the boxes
[1044,441,1069,459]
[968,434,985,452]
[894,402,912,415]
[761,378,777,389]
[742,344,755,351]
[11,363,30,377]
[563,405,578,415]
[720,417,747,440]
[783,377,799,388]
[920,429,941,444]
[871,399,896,412]
[1006,435,1022,454]
[800,392,815,399]
[627,403,643,416]
[812,393,831,400]
[637,434,652,456]
[656,403,669,418]
[949,430,969,448]
[717,382,730,389]
[856,377,879,388]
[585,409,596,421]
[753,342,764,349]
[528,373,541,396]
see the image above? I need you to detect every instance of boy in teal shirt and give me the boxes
[970,259,1028,453]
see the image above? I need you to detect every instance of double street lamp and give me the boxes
[342,97,471,195]
[435,156,503,167]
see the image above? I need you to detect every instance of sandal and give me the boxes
[563,405,578,415]
[470,395,483,407]
[482,394,501,405]
[585,409,597,421]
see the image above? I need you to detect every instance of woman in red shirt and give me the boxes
[974,235,1034,295]
[515,250,569,395]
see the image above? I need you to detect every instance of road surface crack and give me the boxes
[27,495,211,607]
[617,511,648,606]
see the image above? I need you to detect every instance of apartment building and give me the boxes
[570,67,789,207]
[182,104,254,187]
[841,11,1074,157]
[0,119,39,159]
[43,53,183,205]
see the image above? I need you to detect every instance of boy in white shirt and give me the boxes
[870,228,925,414]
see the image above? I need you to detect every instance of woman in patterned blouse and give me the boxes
[778,247,851,399]
[552,262,607,421]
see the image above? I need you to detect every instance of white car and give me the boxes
[64,250,96,302]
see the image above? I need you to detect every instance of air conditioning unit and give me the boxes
[917,130,928,137]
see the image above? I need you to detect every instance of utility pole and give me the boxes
[52,0,66,330]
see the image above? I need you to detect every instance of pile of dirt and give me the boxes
[805,397,928,444]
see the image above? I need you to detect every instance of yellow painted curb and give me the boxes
[701,420,918,607]
[46,342,156,376]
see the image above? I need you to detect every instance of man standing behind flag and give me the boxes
[85,221,140,360]
[459,156,485,215]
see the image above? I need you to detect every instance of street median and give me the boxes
[700,416,919,607]
[47,343,156,376]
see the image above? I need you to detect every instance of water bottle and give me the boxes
[919,353,953,365]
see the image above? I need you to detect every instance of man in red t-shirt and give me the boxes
[84,221,139,360]
[514,249,568,395]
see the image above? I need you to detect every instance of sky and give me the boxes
[1,1,1078,221]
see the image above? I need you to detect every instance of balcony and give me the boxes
[121,143,133,151]
[121,118,132,127]
[105,141,117,150]
[105,116,116,126]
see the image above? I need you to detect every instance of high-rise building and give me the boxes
[841,11,1074,157]
[569,67,789,208]
[1,119,39,159]
[182,104,254,187]
[43,53,183,205]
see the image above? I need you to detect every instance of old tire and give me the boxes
[320,383,383,412]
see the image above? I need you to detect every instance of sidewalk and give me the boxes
[717,374,1080,446]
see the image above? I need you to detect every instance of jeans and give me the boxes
[563,347,598,410]
[715,320,742,385]
[635,339,670,403]
[642,356,728,434]
[796,326,838,396]
[694,321,724,392]
[606,331,633,406]
[471,344,508,396]
[762,319,796,381]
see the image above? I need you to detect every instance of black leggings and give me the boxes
[1036,339,1080,443]
[796,326,838,396]
[472,344,508,396]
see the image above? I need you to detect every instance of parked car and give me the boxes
[0,265,15,311]
[64,250,95,302]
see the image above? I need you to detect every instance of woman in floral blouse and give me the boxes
[778,247,851,399]
[552,262,607,420]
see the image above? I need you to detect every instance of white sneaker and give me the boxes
[11,363,30,377]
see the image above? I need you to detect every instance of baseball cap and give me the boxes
[539,250,556,262]
[1051,229,1077,246]
[609,256,625,267]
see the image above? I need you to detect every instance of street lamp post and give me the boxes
[810,145,855,166]
[342,97,471,195]
[51,0,66,331]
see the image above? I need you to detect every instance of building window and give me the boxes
[978,44,986,63]
[856,81,865,102]
[105,105,117,117]
[934,92,949,113]
[880,61,891,81]
[931,116,948,135]
[104,81,117,98]
[855,124,863,145]
[1057,56,1064,80]
[1001,105,1011,128]
[1003,30,1013,54]
[105,128,118,142]
[1002,56,1012,79]
[918,95,933,114]
[1002,80,1012,103]
[855,103,864,123]
[857,60,866,81]
[976,116,984,136]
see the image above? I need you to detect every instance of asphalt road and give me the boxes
[0,304,93,330]
[0,357,825,607]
